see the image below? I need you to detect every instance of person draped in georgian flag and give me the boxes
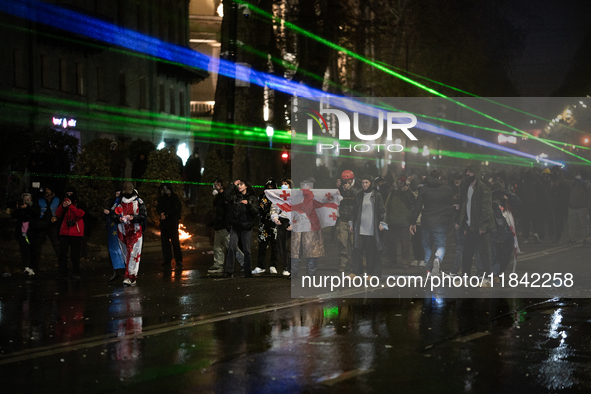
[110,182,147,286]
[265,177,342,278]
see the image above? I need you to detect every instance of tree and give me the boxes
[139,147,185,226]
[69,138,113,219]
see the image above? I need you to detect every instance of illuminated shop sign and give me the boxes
[52,117,77,128]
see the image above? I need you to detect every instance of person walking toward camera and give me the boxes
[110,182,147,286]
[55,187,85,282]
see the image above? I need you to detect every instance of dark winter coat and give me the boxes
[184,155,202,182]
[568,179,589,209]
[351,189,387,251]
[337,183,361,222]
[385,188,415,228]
[156,185,182,230]
[213,192,229,231]
[131,156,148,180]
[11,204,34,237]
[224,184,259,231]
[258,190,276,242]
[491,201,513,243]
[410,176,455,227]
[456,179,495,232]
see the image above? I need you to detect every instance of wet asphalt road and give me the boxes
[1,242,591,393]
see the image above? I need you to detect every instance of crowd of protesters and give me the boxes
[5,142,591,285]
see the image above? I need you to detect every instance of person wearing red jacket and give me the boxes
[55,186,85,282]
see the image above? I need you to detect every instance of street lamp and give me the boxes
[266,125,274,148]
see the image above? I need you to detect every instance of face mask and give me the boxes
[123,193,133,199]
[466,175,476,184]
[281,184,289,190]
[212,189,219,196]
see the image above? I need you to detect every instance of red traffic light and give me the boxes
[281,152,289,160]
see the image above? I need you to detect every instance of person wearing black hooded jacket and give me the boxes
[409,170,455,275]
[157,183,183,268]
[223,180,259,278]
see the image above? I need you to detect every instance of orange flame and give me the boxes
[178,223,192,241]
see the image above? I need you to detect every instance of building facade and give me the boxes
[0,0,207,169]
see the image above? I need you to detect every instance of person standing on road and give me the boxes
[253,178,279,274]
[271,178,293,277]
[223,180,258,278]
[409,170,455,276]
[456,165,494,286]
[157,184,183,270]
[490,183,518,281]
[384,177,415,267]
[350,175,387,279]
[104,190,125,281]
[110,182,147,286]
[55,187,85,282]
[335,170,360,273]
[11,193,35,276]
[208,179,229,273]
[30,185,61,272]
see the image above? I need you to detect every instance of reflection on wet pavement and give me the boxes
[2,275,591,393]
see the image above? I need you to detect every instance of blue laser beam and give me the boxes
[0,0,563,167]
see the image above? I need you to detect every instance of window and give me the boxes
[169,87,175,114]
[179,90,185,117]
[139,77,146,109]
[13,49,24,88]
[119,72,127,105]
[41,55,51,89]
[76,62,85,95]
[159,82,165,112]
[96,67,104,100]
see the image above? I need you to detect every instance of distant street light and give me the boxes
[266,125,274,148]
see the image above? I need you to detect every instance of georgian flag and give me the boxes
[265,189,343,233]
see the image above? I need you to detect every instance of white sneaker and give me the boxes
[432,258,440,276]
[123,278,132,286]
[24,267,35,276]
[269,266,278,274]
[282,270,290,276]
[252,267,266,274]
[410,260,418,267]
[418,260,426,267]
[480,279,492,288]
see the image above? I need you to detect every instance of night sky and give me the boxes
[509,0,591,96]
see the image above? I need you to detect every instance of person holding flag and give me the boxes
[104,190,125,281]
[270,178,294,277]
[110,182,147,286]
[265,177,342,278]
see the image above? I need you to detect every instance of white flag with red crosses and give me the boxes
[265,189,343,233]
